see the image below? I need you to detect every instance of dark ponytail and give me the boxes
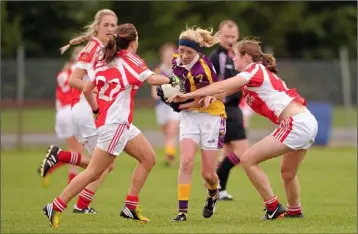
[261,53,278,74]
[102,36,118,64]
[236,39,279,74]
[101,23,138,64]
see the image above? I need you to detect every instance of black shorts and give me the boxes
[224,105,246,143]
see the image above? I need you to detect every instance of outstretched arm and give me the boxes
[169,75,248,102]
[146,74,179,85]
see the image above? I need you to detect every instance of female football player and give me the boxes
[170,38,318,220]
[42,23,180,228]
[165,26,226,222]
[40,9,117,214]
[40,46,85,188]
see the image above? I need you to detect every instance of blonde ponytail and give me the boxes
[59,35,92,54]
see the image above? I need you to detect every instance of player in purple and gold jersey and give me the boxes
[169,26,226,222]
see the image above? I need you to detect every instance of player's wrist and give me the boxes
[168,75,179,84]
[92,108,99,114]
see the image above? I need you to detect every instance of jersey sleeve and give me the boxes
[124,53,155,82]
[196,58,217,86]
[75,41,98,70]
[238,63,260,81]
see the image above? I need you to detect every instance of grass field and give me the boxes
[1,106,357,134]
[1,147,356,233]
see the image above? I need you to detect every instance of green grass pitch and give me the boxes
[1,106,357,134]
[1,147,356,233]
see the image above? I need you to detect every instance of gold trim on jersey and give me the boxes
[199,58,213,83]
[187,71,197,92]
[187,60,226,118]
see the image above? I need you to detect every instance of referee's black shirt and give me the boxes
[209,45,242,106]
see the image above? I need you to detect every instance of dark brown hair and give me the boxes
[235,38,278,73]
[101,23,138,64]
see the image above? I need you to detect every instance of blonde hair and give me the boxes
[59,9,117,54]
[179,26,220,48]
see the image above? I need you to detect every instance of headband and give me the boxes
[178,39,201,52]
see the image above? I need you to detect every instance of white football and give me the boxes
[161,83,184,100]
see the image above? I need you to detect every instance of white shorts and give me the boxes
[179,111,226,150]
[71,100,97,144]
[55,106,73,140]
[97,123,141,156]
[272,109,318,150]
[155,101,181,125]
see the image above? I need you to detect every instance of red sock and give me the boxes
[47,162,65,174]
[125,195,138,210]
[264,196,279,211]
[58,151,81,165]
[53,197,67,212]
[287,204,302,215]
[76,188,95,209]
[68,172,78,184]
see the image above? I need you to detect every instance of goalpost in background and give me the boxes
[16,45,25,151]
[339,47,354,132]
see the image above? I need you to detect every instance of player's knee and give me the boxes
[166,124,178,136]
[280,168,296,182]
[142,151,156,169]
[201,170,216,182]
[179,158,194,173]
[239,152,251,167]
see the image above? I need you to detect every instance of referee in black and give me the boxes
[209,20,249,201]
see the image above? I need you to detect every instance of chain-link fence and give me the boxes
[1,58,357,105]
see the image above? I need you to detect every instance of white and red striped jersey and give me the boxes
[56,68,72,110]
[239,63,306,124]
[93,50,155,128]
[71,37,104,107]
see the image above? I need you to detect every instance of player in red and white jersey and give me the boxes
[42,23,179,228]
[40,55,82,189]
[51,47,85,186]
[40,9,118,217]
[170,39,318,220]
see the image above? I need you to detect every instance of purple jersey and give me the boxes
[172,50,226,117]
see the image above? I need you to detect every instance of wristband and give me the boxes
[93,108,99,114]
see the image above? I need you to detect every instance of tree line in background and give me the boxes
[2,1,357,60]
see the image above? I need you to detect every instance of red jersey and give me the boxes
[239,63,306,124]
[71,37,104,107]
[56,68,72,109]
[93,50,154,128]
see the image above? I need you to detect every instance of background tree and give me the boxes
[1,1,356,59]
